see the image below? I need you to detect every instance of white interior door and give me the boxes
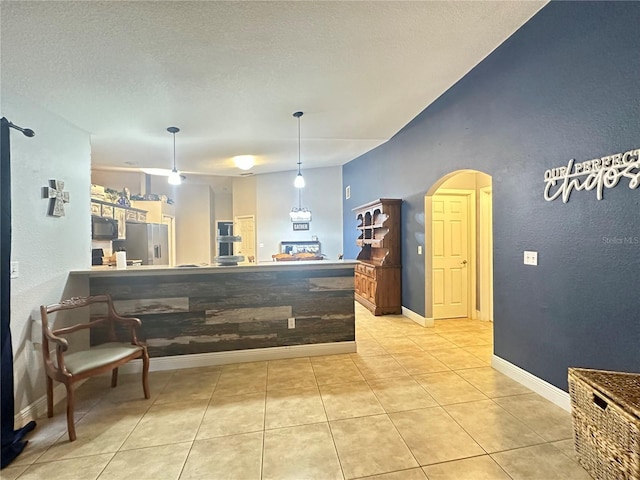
[432,192,470,319]
[234,215,256,263]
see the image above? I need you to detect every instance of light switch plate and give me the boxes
[288,317,295,329]
[417,245,422,255]
[10,261,19,278]
[524,251,538,266]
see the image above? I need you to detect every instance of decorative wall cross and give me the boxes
[43,179,70,217]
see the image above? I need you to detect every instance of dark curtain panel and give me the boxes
[1,117,36,469]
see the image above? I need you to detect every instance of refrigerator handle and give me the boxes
[154,245,160,258]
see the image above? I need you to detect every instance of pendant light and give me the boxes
[293,111,305,188]
[290,111,311,222]
[167,126,181,185]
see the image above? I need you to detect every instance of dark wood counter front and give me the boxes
[71,262,356,358]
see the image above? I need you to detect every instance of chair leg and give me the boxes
[111,368,118,388]
[46,376,54,418]
[142,349,150,399]
[65,383,77,442]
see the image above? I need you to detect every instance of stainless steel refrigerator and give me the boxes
[122,222,169,265]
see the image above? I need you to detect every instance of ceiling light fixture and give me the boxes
[167,126,181,185]
[290,111,311,222]
[293,111,305,188]
[233,155,255,171]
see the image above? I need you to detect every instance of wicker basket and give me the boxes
[568,368,640,480]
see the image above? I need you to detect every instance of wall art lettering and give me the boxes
[544,148,639,203]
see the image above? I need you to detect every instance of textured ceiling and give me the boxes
[1,1,545,178]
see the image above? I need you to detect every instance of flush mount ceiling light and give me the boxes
[233,155,255,171]
[167,126,181,185]
[293,111,305,188]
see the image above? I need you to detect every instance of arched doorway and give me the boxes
[424,170,493,322]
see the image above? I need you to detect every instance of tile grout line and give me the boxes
[311,357,347,480]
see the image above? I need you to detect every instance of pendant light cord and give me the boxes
[172,132,177,171]
[167,126,180,173]
[166,126,182,185]
[297,114,301,175]
[297,114,302,208]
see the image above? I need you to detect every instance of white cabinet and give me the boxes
[130,200,175,223]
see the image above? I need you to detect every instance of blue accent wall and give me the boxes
[342,2,640,390]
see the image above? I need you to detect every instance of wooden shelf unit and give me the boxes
[353,198,402,315]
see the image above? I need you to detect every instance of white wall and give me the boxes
[151,174,233,225]
[256,166,343,262]
[4,93,91,414]
[232,175,257,218]
[214,192,233,224]
[209,187,216,261]
[174,184,214,265]
[91,169,143,194]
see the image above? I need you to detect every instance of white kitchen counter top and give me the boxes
[72,260,358,277]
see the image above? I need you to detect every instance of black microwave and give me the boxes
[91,216,118,240]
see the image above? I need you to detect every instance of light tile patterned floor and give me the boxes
[4,303,590,480]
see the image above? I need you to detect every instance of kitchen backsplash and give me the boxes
[91,239,112,257]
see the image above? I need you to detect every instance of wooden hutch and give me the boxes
[353,198,402,315]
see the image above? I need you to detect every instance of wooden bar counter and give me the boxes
[70,261,356,360]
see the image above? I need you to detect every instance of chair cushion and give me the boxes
[64,343,143,375]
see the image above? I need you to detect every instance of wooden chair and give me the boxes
[40,294,150,441]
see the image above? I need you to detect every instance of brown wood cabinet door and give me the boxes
[367,278,377,303]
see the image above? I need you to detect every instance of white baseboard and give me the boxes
[402,307,434,327]
[15,342,356,426]
[492,355,570,412]
[14,379,88,428]
[113,341,357,375]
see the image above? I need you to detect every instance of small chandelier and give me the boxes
[290,206,312,222]
[167,126,182,185]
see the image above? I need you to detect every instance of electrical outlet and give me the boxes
[417,245,422,255]
[10,261,19,278]
[288,317,295,329]
[524,251,538,266]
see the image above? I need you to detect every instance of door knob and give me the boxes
[461,260,467,265]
